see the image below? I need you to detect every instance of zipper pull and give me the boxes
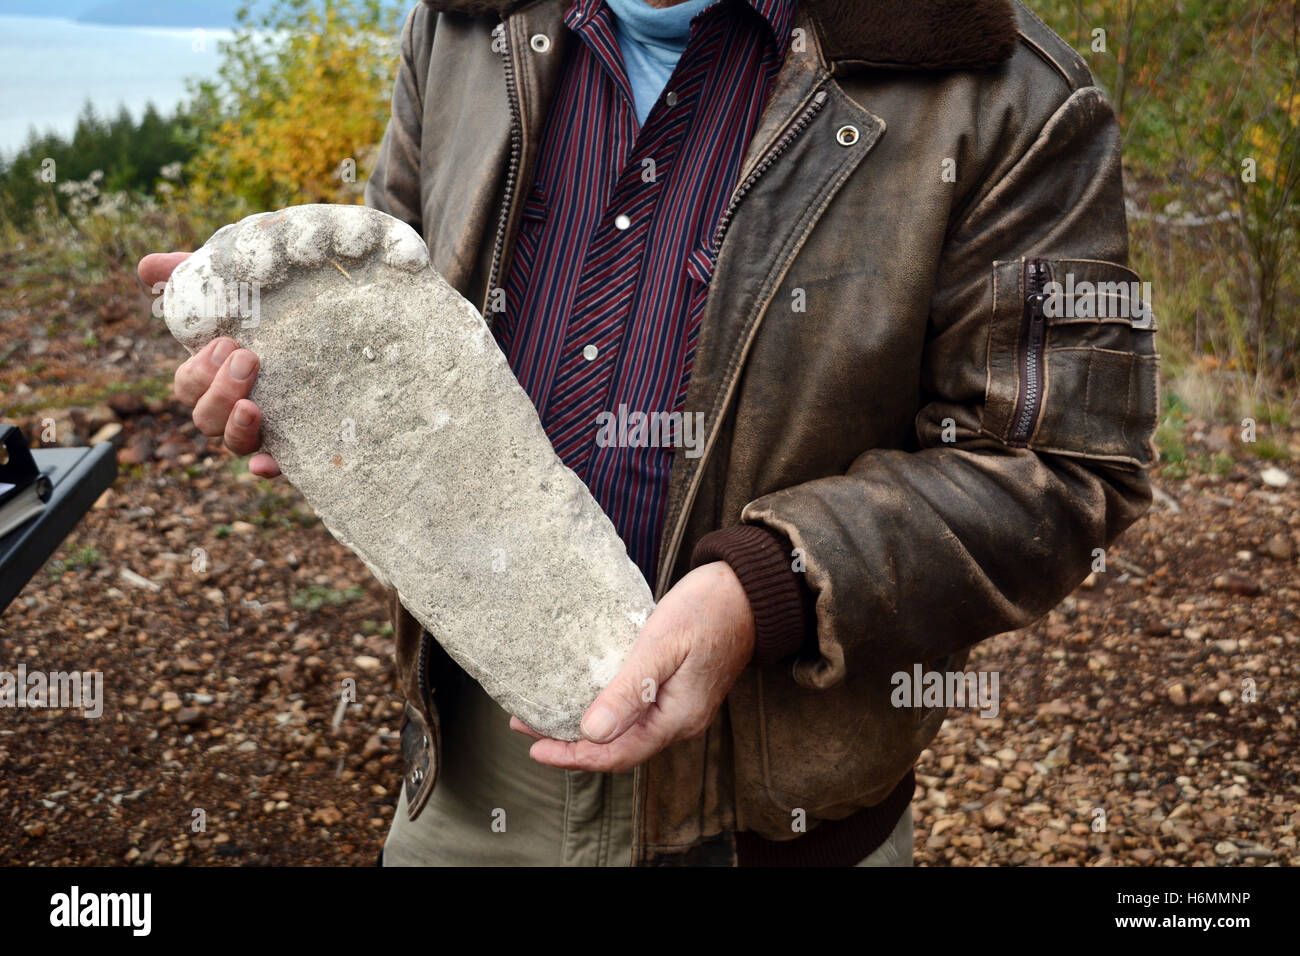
[1025,257,1050,325]
[1026,257,1049,299]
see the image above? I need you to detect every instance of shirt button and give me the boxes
[665,90,678,107]
[529,34,551,53]
[582,344,599,361]
[614,214,631,230]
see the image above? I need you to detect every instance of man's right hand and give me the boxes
[139,252,281,479]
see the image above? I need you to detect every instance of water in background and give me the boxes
[0,15,233,158]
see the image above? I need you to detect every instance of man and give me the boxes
[140,0,1157,866]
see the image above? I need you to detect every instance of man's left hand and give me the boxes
[511,561,755,772]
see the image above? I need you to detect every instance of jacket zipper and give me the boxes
[655,87,831,598]
[484,19,524,324]
[711,89,828,255]
[1010,257,1051,445]
[416,630,433,709]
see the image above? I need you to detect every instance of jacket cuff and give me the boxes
[689,525,814,667]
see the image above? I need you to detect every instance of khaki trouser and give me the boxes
[382,670,913,867]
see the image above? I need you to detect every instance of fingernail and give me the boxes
[229,350,256,381]
[581,705,618,742]
[233,404,254,429]
[210,339,235,366]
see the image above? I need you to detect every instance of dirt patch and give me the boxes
[1,251,1296,866]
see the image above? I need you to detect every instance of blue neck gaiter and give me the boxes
[603,0,715,125]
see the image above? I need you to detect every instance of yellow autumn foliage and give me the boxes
[186,1,401,215]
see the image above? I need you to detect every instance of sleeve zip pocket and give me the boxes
[1009,258,1051,446]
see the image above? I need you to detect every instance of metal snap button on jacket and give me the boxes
[530,33,550,53]
[836,125,860,146]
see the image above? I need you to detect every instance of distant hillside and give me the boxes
[78,1,273,27]
[0,1,410,26]
[0,0,282,27]
[0,1,93,17]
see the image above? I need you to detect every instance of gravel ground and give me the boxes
[914,449,1299,866]
[2,257,1296,866]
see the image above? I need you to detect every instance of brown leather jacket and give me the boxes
[366,0,1158,864]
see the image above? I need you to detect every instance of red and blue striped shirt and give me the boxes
[493,0,794,581]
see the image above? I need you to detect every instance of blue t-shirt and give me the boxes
[604,0,714,125]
